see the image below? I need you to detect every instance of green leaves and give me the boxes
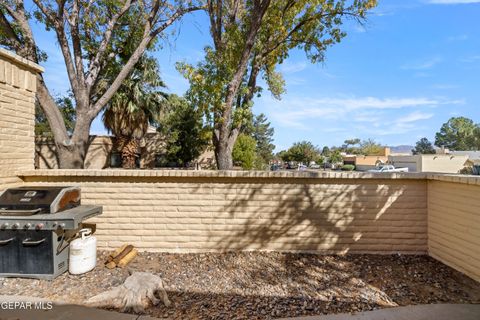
[435,117,480,151]
[35,94,76,137]
[232,133,257,169]
[279,141,322,164]
[157,95,211,167]
[243,113,276,165]
[412,138,436,155]
[103,56,167,139]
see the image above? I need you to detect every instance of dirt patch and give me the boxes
[1,252,479,319]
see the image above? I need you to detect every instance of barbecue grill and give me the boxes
[0,186,102,280]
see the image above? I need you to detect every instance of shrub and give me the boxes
[341,164,355,171]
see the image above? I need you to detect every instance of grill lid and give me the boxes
[0,186,81,214]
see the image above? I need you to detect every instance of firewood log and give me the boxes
[108,244,129,262]
[117,248,137,267]
[106,244,133,269]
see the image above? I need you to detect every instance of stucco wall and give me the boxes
[36,136,114,169]
[21,170,428,254]
[0,49,42,189]
[389,155,468,173]
[388,155,420,172]
[427,174,480,282]
[35,134,216,169]
[421,155,468,173]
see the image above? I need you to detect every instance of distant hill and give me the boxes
[389,145,413,154]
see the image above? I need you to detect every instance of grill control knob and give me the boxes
[35,223,44,230]
[12,223,19,230]
[1,223,9,229]
[24,223,32,229]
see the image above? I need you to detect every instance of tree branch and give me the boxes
[2,0,70,147]
[85,0,134,92]
[68,0,88,102]
[0,11,22,52]
[89,3,204,116]
[32,0,84,103]
[220,0,271,138]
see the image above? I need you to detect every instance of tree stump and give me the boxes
[87,272,171,313]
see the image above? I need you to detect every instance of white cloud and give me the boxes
[431,84,460,89]
[279,61,307,74]
[401,57,443,70]
[396,111,434,123]
[291,96,446,111]
[354,24,367,33]
[428,0,480,4]
[460,55,480,63]
[447,34,469,41]
[261,95,463,137]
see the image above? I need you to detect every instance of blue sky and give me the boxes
[32,0,480,151]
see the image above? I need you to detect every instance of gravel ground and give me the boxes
[1,251,479,319]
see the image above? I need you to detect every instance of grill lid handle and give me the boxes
[0,208,42,216]
[0,237,14,245]
[22,238,46,246]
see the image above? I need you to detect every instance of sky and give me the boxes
[30,0,480,151]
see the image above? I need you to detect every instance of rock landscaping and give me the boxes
[1,251,479,319]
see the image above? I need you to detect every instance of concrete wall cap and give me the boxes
[0,48,44,73]
[19,169,429,180]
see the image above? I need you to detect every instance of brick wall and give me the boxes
[21,170,428,254]
[428,174,480,282]
[0,49,42,188]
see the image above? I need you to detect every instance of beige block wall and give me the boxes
[428,177,480,282]
[21,170,428,254]
[0,49,42,189]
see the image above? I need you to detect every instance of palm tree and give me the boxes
[103,57,167,168]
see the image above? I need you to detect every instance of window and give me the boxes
[110,152,122,168]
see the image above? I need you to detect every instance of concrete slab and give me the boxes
[0,296,158,320]
[282,304,480,320]
[0,304,145,320]
[0,299,478,320]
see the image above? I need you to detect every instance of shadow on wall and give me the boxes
[35,136,113,169]
[35,139,59,169]
[206,179,423,254]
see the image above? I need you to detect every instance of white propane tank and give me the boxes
[69,228,97,275]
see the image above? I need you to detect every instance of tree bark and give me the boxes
[87,272,171,313]
[56,115,92,169]
[214,128,239,170]
[211,0,271,170]
[57,145,86,169]
[214,140,233,170]
[121,138,139,169]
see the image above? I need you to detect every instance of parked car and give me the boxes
[287,162,298,169]
[309,161,321,169]
[367,165,409,173]
[270,164,282,171]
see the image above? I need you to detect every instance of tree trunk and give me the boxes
[56,116,92,169]
[215,143,233,170]
[87,272,171,313]
[214,129,239,170]
[121,138,139,169]
[57,145,86,169]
